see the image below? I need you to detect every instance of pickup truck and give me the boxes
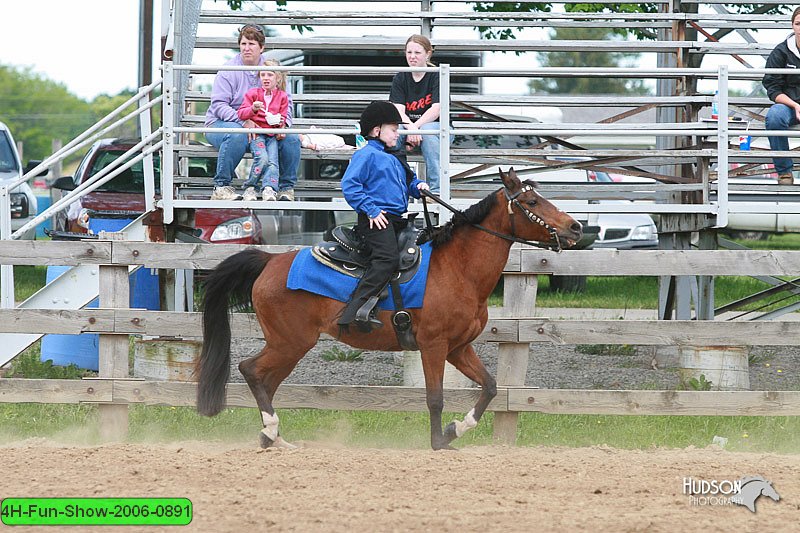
[0,121,39,240]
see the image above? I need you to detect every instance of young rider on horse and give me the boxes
[338,101,430,331]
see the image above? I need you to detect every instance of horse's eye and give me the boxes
[526,199,537,207]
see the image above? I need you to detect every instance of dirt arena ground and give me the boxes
[1,441,798,532]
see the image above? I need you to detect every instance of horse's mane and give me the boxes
[426,190,499,248]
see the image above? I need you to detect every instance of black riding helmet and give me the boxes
[359,101,406,137]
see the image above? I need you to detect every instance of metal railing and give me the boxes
[159,61,747,225]
[0,79,163,308]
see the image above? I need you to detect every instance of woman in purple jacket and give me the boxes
[204,24,300,201]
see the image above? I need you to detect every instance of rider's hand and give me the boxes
[417,183,430,191]
[369,211,388,230]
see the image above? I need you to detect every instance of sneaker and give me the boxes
[278,188,295,201]
[262,186,277,201]
[211,186,240,200]
[778,173,794,185]
[241,186,258,201]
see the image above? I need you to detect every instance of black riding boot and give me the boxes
[337,212,405,333]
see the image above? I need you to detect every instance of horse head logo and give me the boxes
[730,476,780,513]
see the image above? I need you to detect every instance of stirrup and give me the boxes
[355,296,383,331]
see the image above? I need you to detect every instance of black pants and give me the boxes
[338,213,408,325]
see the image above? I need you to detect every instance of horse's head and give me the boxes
[758,480,781,502]
[499,167,583,250]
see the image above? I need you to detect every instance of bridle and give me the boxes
[420,185,564,252]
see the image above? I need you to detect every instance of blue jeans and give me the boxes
[277,132,300,192]
[244,135,279,191]
[399,122,444,193]
[206,120,300,189]
[765,103,799,175]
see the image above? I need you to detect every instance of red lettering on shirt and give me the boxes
[405,94,433,113]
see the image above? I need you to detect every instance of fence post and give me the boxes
[493,273,538,444]
[98,260,130,441]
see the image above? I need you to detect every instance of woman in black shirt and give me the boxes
[389,34,443,193]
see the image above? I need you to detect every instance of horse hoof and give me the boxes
[260,432,297,449]
[443,422,458,442]
[259,432,274,449]
[433,444,458,451]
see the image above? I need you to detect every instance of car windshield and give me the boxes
[0,131,19,173]
[88,150,215,193]
[89,151,159,193]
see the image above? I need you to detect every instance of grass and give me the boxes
[491,274,795,312]
[576,344,637,356]
[727,232,800,250]
[320,346,364,362]
[7,350,90,379]
[13,265,47,302]
[2,404,800,453]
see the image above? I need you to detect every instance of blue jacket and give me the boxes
[341,139,424,219]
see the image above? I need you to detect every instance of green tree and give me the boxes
[221,0,311,34]
[89,90,145,140]
[0,65,93,162]
[528,27,650,94]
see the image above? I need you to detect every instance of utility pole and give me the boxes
[138,0,154,89]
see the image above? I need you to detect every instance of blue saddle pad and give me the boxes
[287,241,432,309]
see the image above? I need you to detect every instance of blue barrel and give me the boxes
[40,218,160,370]
[40,266,101,370]
[35,195,52,238]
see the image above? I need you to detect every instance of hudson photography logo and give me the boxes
[683,476,780,512]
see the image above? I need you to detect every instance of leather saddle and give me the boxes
[311,219,421,282]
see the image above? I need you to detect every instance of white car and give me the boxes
[0,121,38,240]
[586,171,659,249]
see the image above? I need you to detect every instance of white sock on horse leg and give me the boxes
[454,408,478,437]
[261,411,279,441]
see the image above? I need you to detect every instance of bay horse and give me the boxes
[196,168,582,450]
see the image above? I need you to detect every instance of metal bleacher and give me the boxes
[162,0,800,231]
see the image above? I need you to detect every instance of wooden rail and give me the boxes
[2,241,800,444]
[4,379,800,416]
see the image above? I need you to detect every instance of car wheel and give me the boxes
[549,275,587,293]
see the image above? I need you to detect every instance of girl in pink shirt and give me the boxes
[237,60,289,200]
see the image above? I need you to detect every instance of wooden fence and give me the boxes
[3,240,800,443]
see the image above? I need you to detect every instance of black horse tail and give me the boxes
[196,248,271,416]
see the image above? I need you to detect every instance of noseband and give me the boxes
[421,186,564,252]
[503,185,562,252]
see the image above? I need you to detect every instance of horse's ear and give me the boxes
[500,167,521,191]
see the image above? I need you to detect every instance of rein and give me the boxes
[420,187,563,252]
